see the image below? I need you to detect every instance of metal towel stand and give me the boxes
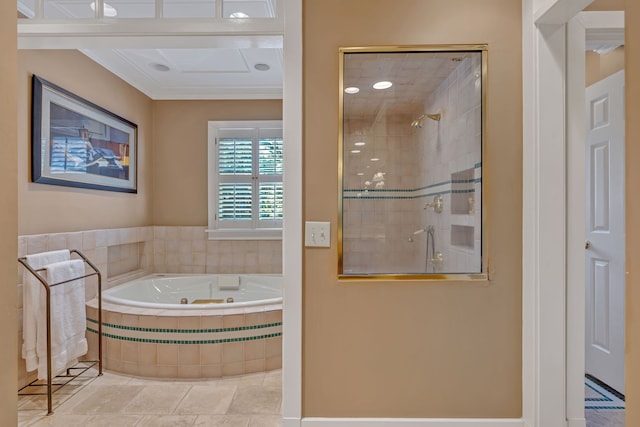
[18,249,103,416]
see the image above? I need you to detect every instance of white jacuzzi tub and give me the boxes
[102,273,282,310]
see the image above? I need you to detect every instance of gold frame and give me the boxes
[338,44,489,281]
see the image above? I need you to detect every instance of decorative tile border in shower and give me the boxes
[344,164,482,200]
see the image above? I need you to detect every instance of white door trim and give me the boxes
[567,9,625,427]
[282,0,303,426]
[566,13,587,427]
[524,2,624,427]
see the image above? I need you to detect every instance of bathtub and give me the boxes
[102,274,282,309]
[85,274,283,379]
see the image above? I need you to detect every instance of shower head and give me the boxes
[411,113,441,128]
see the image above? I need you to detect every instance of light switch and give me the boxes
[305,221,331,247]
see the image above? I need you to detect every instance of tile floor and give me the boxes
[18,368,625,427]
[585,409,625,427]
[585,376,625,427]
[18,367,282,427]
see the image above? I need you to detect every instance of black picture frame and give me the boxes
[31,75,138,193]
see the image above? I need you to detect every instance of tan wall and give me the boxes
[152,100,282,225]
[18,50,154,235]
[626,2,639,425]
[1,3,18,426]
[584,0,624,11]
[303,0,522,418]
[586,46,625,87]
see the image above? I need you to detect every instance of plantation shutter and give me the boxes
[213,124,283,230]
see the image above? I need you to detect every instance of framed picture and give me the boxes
[31,75,137,193]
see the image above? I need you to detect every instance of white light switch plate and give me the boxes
[305,221,331,247]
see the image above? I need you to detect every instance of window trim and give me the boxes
[207,120,283,240]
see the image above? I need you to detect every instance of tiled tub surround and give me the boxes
[343,54,482,274]
[17,227,154,389]
[17,226,283,388]
[153,226,282,274]
[85,302,283,379]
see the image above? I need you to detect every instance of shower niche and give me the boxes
[339,45,487,279]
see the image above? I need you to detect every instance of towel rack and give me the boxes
[18,249,103,416]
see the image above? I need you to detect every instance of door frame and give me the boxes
[523,2,624,426]
[569,7,625,423]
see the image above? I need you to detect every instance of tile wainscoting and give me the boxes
[17,226,283,388]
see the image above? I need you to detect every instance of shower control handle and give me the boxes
[424,195,444,214]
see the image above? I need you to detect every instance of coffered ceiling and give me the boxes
[17,0,283,100]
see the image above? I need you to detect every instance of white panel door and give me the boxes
[585,70,625,394]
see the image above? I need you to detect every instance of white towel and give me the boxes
[22,250,70,373]
[39,259,87,379]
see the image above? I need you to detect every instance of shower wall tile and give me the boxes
[343,55,483,274]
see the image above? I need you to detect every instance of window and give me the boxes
[208,121,283,239]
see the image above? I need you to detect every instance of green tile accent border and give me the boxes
[86,317,282,334]
[344,162,482,200]
[86,327,282,345]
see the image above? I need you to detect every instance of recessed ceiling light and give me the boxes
[254,63,271,71]
[344,87,360,94]
[150,63,170,72]
[372,81,392,90]
[351,150,361,154]
[354,142,366,146]
[370,157,380,162]
[90,1,117,17]
[357,172,364,176]
[230,12,250,18]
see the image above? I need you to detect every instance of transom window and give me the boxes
[208,120,283,240]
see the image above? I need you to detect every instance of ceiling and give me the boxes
[17,0,283,100]
[342,51,474,120]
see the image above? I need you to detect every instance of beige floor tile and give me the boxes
[122,384,192,414]
[194,415,251,426]
[227,385,281,415]
[137,414,198,427]
[57,385,145,414]
[24,414,91,427]
[88,371,133,386]
[220,372,266,387]
[174,384,237,415]
[84,414,144,426]
[248,415,282,427]
[18,412,45,427]
[263,371,282,388]
[18,369,284,425]
[17,393,75,412]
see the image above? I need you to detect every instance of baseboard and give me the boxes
[283,417,302,427]
[567,418,586,427]
[300,418,525,427]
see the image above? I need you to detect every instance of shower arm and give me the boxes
[411,112,441,128]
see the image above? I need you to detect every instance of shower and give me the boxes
[411,113,441,128]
